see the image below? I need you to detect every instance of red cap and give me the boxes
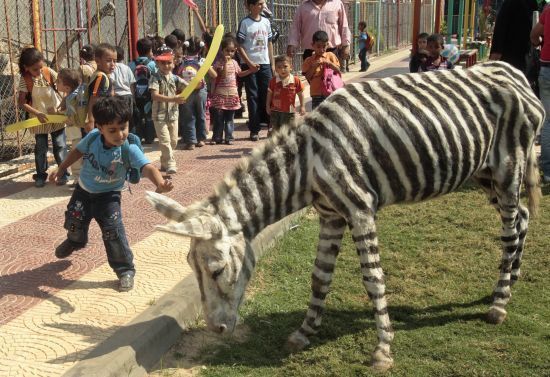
[155,52,173,61]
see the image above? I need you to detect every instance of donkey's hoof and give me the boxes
[286,331,310,353]
[371,349,393,372]
[487,306,507,324]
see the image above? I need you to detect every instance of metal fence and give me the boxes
[1,0,436,162]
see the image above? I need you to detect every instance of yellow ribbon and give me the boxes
[5,115,68,133]
[179,24,224,99]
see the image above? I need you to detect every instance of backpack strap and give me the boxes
[121,140,131,170]
[85,131,101,150]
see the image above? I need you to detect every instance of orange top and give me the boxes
[302,51,340,97]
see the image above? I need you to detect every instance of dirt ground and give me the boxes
[148,323,250,377]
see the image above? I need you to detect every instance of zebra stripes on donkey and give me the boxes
[147,61,544,370]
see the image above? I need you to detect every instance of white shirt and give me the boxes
[110,62,136,96]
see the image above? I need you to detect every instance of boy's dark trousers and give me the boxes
[242,64,272,134]
[359,48,370,71]
[133,101,155,144]
[63,185,135,277]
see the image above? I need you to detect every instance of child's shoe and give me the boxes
[119,274,134,292]
[183,143,195,150]
[35,178,46,188]
[56,176,69,186]
[214,139,223,145]
[250,133,259,141]
[225,140,234,145]
[55,239,82,258]
[166,167,177,174]
[196,141,205,147]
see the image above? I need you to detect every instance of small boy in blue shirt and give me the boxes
[50,96,173,292]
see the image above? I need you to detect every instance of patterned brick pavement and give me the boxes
[0,50,411,376]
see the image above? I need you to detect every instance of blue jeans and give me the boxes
[63,185,135,277]
[180,88,208,144]
[538,66,550,177]
[311,96,328,110]
[243,64,272,133]
[359,48,370,71]
[213,109,235,142]
[34,128,68,180]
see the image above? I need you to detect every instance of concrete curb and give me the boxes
[62,209,306,377]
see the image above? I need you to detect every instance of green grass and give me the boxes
[196,182,550,376]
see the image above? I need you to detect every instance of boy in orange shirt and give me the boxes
[302,30,341,110]
[266,55,305,135]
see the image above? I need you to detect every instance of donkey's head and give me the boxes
[146,191,251,333]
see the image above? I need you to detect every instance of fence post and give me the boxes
[412,0,421,54]
[435,0,441,33]
[457,0,464,47]
[376,0,381,54]
[128,0,139,59]
[31,0,41,50]
[354,1,359,61]
[446,0,453,43]
[156,0,163,35]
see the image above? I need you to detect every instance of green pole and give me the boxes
[457,0,465,47]
[354,1,359,64]
[376,0,382,54]
[446,0,454,44]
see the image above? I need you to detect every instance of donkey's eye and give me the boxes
[212,266,225,280]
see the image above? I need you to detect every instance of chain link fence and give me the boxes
[1,0,435,163]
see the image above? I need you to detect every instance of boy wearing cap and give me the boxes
[149,46,188,174]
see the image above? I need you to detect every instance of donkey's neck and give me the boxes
[209,127,313,239]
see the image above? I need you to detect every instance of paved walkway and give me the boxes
[0,49,410,377]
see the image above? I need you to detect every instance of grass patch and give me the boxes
[175,183,550,376]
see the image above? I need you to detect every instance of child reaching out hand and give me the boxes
[50,96,173,292]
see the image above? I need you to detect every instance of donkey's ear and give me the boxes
[146,191,187,222]
[156,214,223,240]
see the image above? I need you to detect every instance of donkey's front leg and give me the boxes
[287,215,346,352]
[351,215,394,371]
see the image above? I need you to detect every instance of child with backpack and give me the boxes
[17,47,69,188]
[302,30,341,110]
[85,43,116,133]
[55,68,88,186]
[176,36,216,150]
[357,21,373,72]
[129,38,159,144]
[111,46,136,134]
[149,46,187,173]
[80,44,97,84]
[49,96,173,292]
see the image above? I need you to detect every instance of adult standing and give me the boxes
[489,0,538,72]
[531,3,550,183]
[287,0,352,62]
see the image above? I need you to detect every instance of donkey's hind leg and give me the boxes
[487,172,525,325]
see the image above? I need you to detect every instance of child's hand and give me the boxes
[155,178,174,193]
[85,120,95,133]
[174,96,186,104]
[36,112,49,123]
[46,106,56,114]
[299,105,306,116]
[48,168,66,183]
[266,106,271,115]
[250,65,259,73]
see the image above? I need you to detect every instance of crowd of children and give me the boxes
[15,1,379,291]
[410,32,455,73]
